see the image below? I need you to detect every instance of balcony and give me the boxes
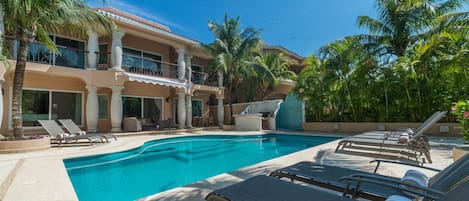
[26,42,86,69]
[122,54,178,79]
[191,71,208,85]
[7,39,217,87]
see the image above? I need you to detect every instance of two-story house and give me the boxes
[0,7,303,134]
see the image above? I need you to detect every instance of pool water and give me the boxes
[64,134,337,201]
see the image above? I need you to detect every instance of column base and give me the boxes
[111,128,122,132]
[109,67,124,72]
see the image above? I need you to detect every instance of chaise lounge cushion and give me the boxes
[123,117,142,132]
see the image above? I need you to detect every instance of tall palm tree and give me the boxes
[1,0,113,139]
[357,0,466,57]
[251,51,296,100]
[204,13,261,124]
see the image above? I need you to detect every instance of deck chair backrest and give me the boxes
[429,152,469,192]
[411,111,447,140]
[37,120,67,138]
[58,119,81,134]
[412,111,441,133]
[435,176,469,201]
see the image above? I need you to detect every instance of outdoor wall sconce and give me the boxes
[165,97,170,103]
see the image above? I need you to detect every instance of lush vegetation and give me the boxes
[204,14,296,122]
[293,0,469,122]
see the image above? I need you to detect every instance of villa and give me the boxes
[0,7,303,135]
[0,5,466,201]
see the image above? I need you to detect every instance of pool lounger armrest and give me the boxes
[370,159,441,174]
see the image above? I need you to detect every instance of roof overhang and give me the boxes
[96,8,201,47]
[126,73,187,89]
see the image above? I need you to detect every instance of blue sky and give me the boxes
[87,0,378,57]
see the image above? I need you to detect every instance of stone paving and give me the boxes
[0,131,462,201]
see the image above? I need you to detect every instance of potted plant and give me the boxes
[451,100,469,161]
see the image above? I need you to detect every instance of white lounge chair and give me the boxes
[58,119,117,142]
[38,120,103,146]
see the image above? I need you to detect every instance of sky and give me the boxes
[87,0,378,57]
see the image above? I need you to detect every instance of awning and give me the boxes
[126,73,187,89]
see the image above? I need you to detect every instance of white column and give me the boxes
[111,31,125,71]
[217,96,224,126]
[217,70,224,87]
[87,30,99,70]
[185,55,192,82]
[85,85,98,132]
[110,86,124,131]
[177,92,186,129]
[185,94,192,128]
[0,79,4,130]
[177,48,186,80]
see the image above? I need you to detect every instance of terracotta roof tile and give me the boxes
[94,7,171,32]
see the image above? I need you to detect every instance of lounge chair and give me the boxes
[205,173,468,201]
[269,152,469,200]
[206,175,352,201]
[38,120,104,146]
[334,112,447,163]
[58,119,117,142]
[353,111,446,140]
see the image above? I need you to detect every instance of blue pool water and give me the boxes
[64,134,338,201]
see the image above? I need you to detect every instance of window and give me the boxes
[22,90,49,127]
[98,95,108,119]
[123,96,163,123]
[54,36,85,69]
[22,89,82,127]
[122,97,142,118]
[51,92,82,124]
[122,48,162,74]
[98,44,108,65]
[25,35,85,69]
[192,100,203,117]
[191,65,205,84]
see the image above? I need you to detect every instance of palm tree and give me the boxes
[251,51,296,100]
[204,13,261,124]
[357,0,466,57]
[1,0,113,139]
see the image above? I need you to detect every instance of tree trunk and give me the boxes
[12,30,32,139]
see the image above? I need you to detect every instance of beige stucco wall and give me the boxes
[122,34,172,63]
[303,122,462,135]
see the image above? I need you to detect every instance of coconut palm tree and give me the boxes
[204,13,261,124]
[250,51,296,100]
[357,0,466,57]
[1,0,113,139]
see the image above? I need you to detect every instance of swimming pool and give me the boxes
[64,134,338,201]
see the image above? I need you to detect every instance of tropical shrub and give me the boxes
[452,101,469,144]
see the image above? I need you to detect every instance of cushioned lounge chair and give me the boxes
[205,174,469,201]
[58,119,117,142]
[334,112,447,163]
[38,120,104,146]
[269,153,469,200]
[206,175,353,201]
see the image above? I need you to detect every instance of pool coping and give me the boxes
[0,130,453,201]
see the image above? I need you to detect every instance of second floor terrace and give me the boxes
[5,34,213,86]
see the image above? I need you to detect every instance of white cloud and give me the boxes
[87,0,186,31]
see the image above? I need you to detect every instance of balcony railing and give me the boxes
[122,54,177,79]
[27,41,86,69]
[5,39,218,86]
[191,71,208,85]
